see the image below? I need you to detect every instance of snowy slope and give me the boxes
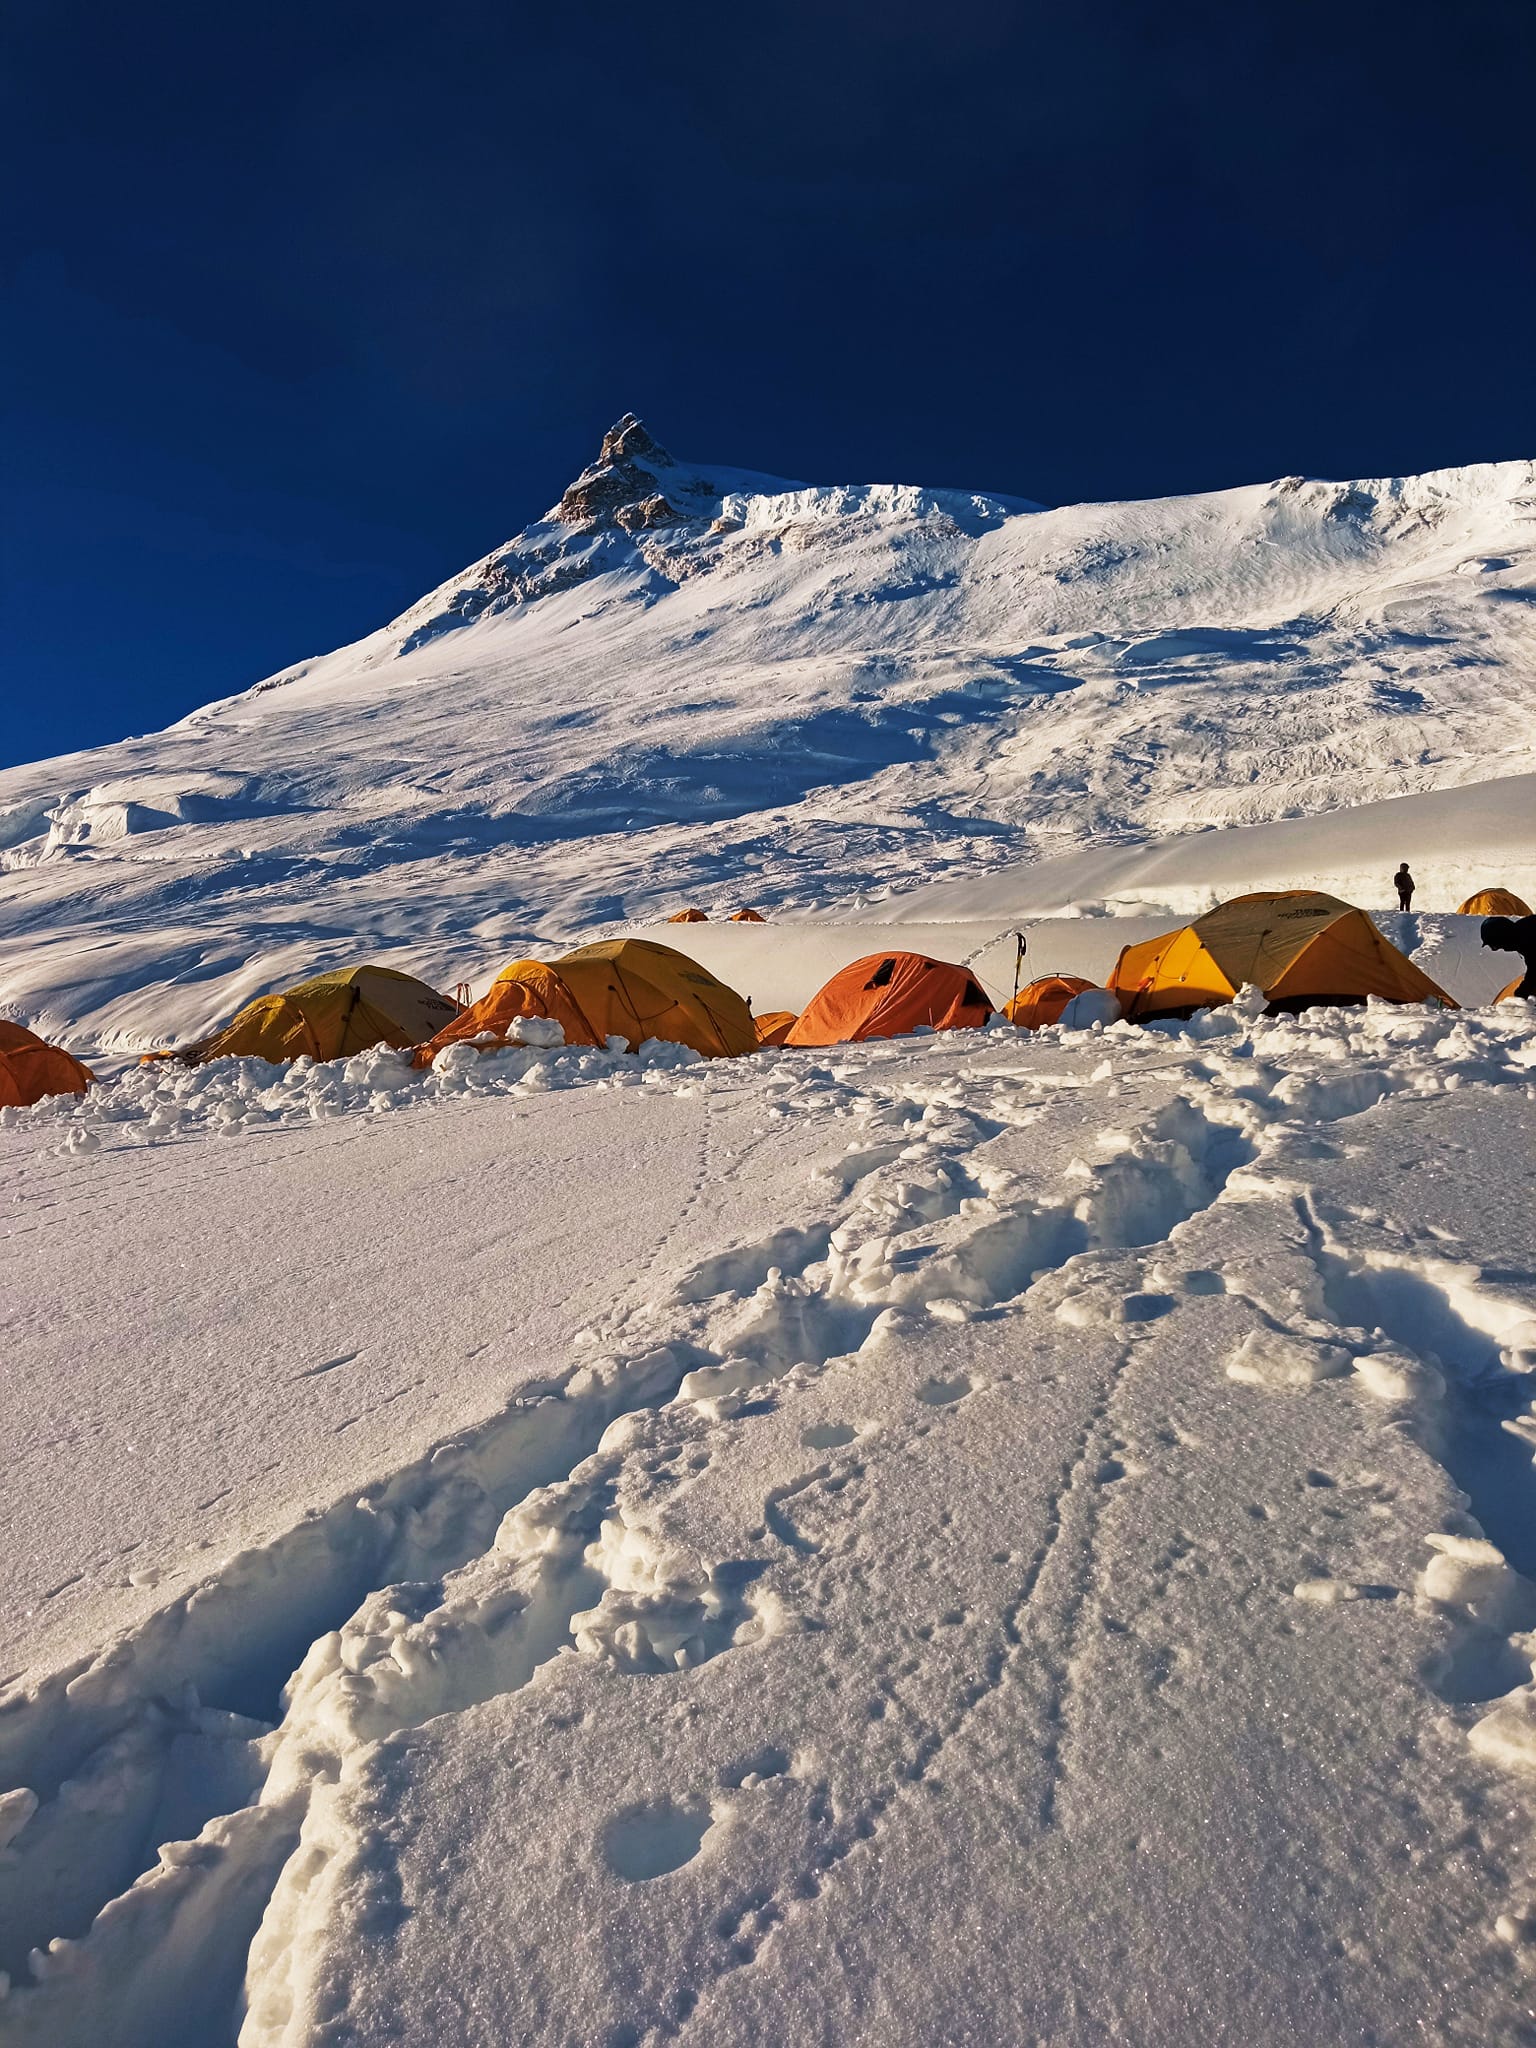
[1,418,1533,1046]
[4,1002,1536,2045]
[9,417,1536,2048]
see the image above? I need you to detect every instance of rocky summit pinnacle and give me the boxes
[554,414,681,532]
[598,413,672,468]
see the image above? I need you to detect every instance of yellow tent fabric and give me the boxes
[1109,892,1455,1019]
[1459,888,1533,917]
[729,908,766,923]
[753,1010,798,1047]
[554,939,756,1057]
[1497,977,1530,1004]
[667,908,709,923]
[158,965,461,1067]
[411,960,601,1067]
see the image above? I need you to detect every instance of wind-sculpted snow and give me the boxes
[0,424,1532,1043]
[4,999,1536,2043]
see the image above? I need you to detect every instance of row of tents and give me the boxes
[668,907,764,923]
[3,888,1530,1110]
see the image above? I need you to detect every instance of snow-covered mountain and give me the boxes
[9,423,1536,2048]
[2,416,1534,1044]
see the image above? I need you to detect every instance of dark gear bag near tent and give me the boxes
[554,939,757,1057]
[786,952,993,1046]
[0,1020,94,1107]
[1109,892,1454,1021]
[150,965,461,1067]
[1459,888,1533,918]
[1004,975,1098,1030]
[412,960,601,1067]
[1483,915,1536,999]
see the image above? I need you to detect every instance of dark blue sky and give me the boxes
[5,0,1533,769]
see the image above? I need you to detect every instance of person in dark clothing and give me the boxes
[1394,863,1415,911]
[1481,915,1536,997]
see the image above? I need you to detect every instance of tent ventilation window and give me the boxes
[864,958,897,989]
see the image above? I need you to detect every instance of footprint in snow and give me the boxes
[801,1421,858,1450]
[916,1375,974,1407]
[603,1799,715,1882]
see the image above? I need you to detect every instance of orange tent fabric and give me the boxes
[729,908,766,923]
[1497,977,1530,1003]
[667,909,708,923]
[555,939,756,1057]
[0,1020,94,1108]
[753,1010,798,1047]
[786,953,993,1046]
[1459,888,1533,917]
[412,960,601,1067]
[1004,975,1097,1030]
[1109,892,1454,1019]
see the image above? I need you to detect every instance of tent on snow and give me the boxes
[1459,888,1533,917]
[413,960,601,1067]
[1004,975,1098,1031]
[154,965,461,1067]
[554,939,756,1057]
[754,1011,798,1047]
[0,1020,94,1107]
[667,908,709,923]
[1108,892,1454,1020]
[730,908,766,923]
[786,953,992,1046]
[1497,978,1531,1003]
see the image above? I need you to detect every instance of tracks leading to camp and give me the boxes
[4,1010,1536,2045]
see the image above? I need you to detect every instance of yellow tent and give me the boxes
[1497,977,1532,1003]
[1459,888,1532,918]
[154,965,461,1067]
[411,960,601,1067]
[554,939,756,1057]
[753,1010,798,1047]
[667,908,709,923]
[1109,892,1455,1020]
[729,908,766,923]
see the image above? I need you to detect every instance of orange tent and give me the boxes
[1497,977,1531,1003]
[0,1021,94,1108]
[729,908,766,923]
[1004,975,1097,1030]
[786,953,992,1046]
[1459,888,1533,918]
[667,909,708,923]
[412,960,601,1067]
[754,1011,798,1047]
[554,939,756,1057]
[1109,892,1454,1020]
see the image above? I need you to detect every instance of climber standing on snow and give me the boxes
[1481,915,1536,998]
[1394,863,1415,912]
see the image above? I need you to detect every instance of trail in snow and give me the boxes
[3,1002,1536,2042]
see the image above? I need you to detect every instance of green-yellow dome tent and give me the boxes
[148,965,460,1066]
